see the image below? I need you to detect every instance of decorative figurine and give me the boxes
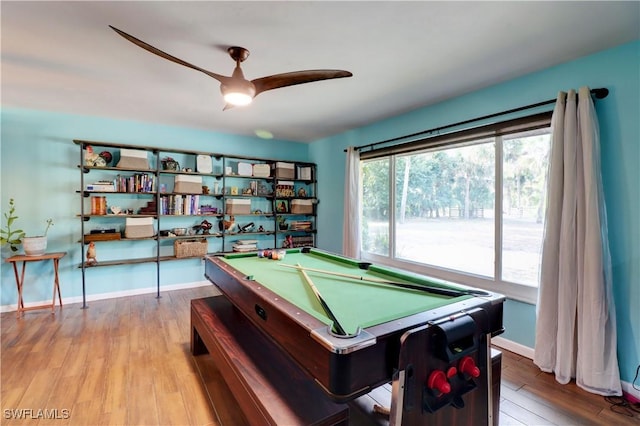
[193,219,213,235]
[85,145,101,166]
[218,216,235,233]
[99,151,113,166]
[283,235,294,248]
[86,241,98,264]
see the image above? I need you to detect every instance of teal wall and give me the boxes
[0,111,307,304]
[310,40,639,385]
[2,40,638,386]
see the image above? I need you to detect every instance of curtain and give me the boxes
[534,87,621,396]
[343,147,361,258]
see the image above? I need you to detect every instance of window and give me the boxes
[362,158,390,256]
[501,132,550,287]
[360,113,551,303]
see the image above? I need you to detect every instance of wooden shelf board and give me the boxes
[80,191,156,196]
[159,170,221,177]
[77,164,156,173]
[78,214,157,218]
[79,257,158,268]
[158,234,223,240]
[159,214,223,218]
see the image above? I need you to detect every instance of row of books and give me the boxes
[86,180,116,192]
[159,194,200,215]
[290,221,312,231]
[296,166,312,180]
[86,174,156,193]
[116,173,155,193]
[290,236,314,247]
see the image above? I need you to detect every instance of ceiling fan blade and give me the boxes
[109,25,233,85]
[251,70,352,96]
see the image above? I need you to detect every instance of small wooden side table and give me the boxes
[5,252,66,317]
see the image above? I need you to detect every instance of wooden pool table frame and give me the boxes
[204,249,505,402]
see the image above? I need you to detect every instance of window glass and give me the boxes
[359,113,552,301]
[394,143,495,277]
[361,158,390,256]
[502,132,551,286]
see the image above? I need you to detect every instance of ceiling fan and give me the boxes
[109,26,352,109]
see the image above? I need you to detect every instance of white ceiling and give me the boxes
[2,1,638,142]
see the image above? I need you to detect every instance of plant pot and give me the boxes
[23,236,47,256]
[278,224,288,231]
[162,160,180,171]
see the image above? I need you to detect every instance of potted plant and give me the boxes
[161,156,180,171]
[277,216,288,231]
[1,198,25,253]
[22,218,54,256]
[1,199,54,256]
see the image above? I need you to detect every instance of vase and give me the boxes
[23,236,47,256]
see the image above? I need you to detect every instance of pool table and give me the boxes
[204,248,504,421]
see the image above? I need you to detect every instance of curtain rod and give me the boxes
[346,87,609,153]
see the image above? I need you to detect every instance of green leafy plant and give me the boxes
[277,216,288,230]
[43,218,54,237]
[1,199,25,252]
[1,200,54,252]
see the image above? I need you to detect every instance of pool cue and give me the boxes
[296,263,348,336]
[280,263,489,297]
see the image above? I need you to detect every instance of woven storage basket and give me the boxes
[174,239,208,258]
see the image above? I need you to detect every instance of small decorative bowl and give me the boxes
[173,227,187,236]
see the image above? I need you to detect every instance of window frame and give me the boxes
[359,112,552,304]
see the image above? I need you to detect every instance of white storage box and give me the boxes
[226,198,251,215]
[125,217,155,239]
[272,162,295,179]
[291,199,314,214]
[174,175,202,194]
[238,162,253,176]
[252,163,271,177]
[117,148,150,169]
[196,155,213,173]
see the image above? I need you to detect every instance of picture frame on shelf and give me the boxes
[276,200,289,213]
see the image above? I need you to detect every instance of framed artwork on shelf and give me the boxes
[276,200,289,213]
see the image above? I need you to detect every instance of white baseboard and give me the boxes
[0,280,214,313]
[492,336,535,359]
[492,337,640,401]
[621,380,640,402]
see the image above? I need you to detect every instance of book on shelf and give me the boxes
[296,166,312,180]
[115,173,155,193]
[291,221,312,230]
[86,183,116,192]
[232,239,257,252]
[160,194,200,215]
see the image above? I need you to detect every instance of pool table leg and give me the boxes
[191,322,208,356]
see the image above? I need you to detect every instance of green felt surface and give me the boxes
[222,249,471,335]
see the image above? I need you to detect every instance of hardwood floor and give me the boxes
[1,286,638,425]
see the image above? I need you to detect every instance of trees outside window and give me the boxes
[360,123,550,302]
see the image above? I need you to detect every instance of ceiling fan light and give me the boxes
[223,91,253,106]
[221,81,256,107]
